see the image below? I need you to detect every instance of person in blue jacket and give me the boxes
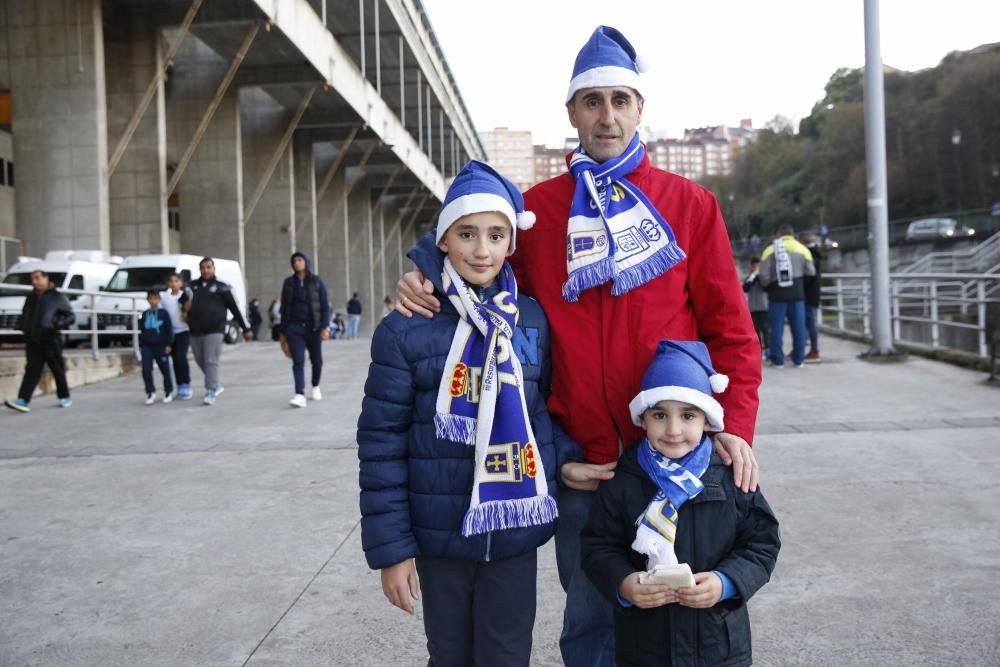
[279,251,331,408]
[357,161,581,667]
[139,289,175,405]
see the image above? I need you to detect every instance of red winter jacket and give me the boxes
[509,152,761,464]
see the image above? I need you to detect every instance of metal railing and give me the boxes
[0,283,145,359]
[821,272,1000,358]
[898,231,1000,274]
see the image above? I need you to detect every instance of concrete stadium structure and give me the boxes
[0,0,484,334]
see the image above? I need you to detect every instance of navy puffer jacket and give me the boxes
[358,238,581,569]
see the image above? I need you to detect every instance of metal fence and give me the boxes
[821,272,1000,358]
[0,283,145,359]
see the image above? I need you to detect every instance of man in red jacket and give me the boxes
[396,25,761,666]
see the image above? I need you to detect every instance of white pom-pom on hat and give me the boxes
[709,373,729,394]
[516,210,536,231]
[634,51,651,74]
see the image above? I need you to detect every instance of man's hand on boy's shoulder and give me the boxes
[380,559,420,615]
[395,270,439,319]
[618,572,677,609]
[713,433,759,493]
[560,461,617,491]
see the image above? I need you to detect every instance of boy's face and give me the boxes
[641,400,707,459]
[437,211,512,288]
[147,294,160,308]
[167,275,181,292]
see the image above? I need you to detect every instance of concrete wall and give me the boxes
[105,17,168,256]
[1,0,110,254]
[0,131,14,239]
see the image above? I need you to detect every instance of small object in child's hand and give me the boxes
[638,563,695,588]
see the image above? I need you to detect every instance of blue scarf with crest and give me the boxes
[631,435,711,569]
[434,258,557,536]
[564,133,686,302]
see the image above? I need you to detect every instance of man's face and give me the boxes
[199,261,215,281]
[30,271,50,292]
[567,86,644,163]
[293,256,306,273]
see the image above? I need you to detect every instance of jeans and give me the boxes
[285,322,323,395]
[805,304,819,353]
[555,486,615,667]
[170,330,191,386]
[768,299,806,366]
[416,551,536,667]
[190,333,224,390]
[141,345,174,395]
[347,313,361,339]
[18,338,70,402]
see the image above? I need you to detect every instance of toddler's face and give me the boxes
[641,400,707,459]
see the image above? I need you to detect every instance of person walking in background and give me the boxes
[346,292,362,339]
[743,256,769,357]
[800,231,823,362]
[268,299,281,342]
[279,252,331,408]
[331,312,346,339]
[186,257,253,405]
[248,298,263,341]
[758,224,815,368]
[139,289,174,405]
[161,272,193,400]
[4,270,75,413]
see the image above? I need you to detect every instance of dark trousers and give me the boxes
[750,310,770,350]
[805,304,819,353]
[286,322,322,394]
[416,550,536,667]
[18,339,70,402]
[141,345,174,395]
[170,331,191,385]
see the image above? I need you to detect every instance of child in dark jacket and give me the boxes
[139,290,175,405]
[357,161,580,667]
[581,340,780,666]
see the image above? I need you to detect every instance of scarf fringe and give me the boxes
[611,244,687,296]
[461,494,559,537]
[434,413,477,447]
[562,256,616,302]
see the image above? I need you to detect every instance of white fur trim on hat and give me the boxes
[565,65,643,103]
[436,193,517,244]
[629,386,725,432]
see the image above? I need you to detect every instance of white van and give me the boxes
[94,254,247,344]
[0,250,122,344]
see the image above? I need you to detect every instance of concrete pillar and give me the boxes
[315,165,348,311]
[105,19,168,255]
[1,0,109,254]
[291,134,317,276]
[345,172,374,336]
[167,38,243,266]
[239,86,293,303]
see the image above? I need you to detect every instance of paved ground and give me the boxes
[1,335,999,666]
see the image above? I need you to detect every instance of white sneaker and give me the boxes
[310,386,322,401]
[163,392,173,404]
[215,385,225,397]
[144,394,156,405]
[289,394,307,408]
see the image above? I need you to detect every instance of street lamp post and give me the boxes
[952,128,962,213]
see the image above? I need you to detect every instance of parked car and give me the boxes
[905,217,976,241]
[93,254,247,344]
[0,250,121,345]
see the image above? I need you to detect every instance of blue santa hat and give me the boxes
[629,340,730,432]
[566,26,648,104]
[436,160,536,254]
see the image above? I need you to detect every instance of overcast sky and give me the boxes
[419,0,1000,147]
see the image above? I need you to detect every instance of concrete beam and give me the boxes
[248,0,446,202]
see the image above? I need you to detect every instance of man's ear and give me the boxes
[636,96,644,123]
[566,100,579,129]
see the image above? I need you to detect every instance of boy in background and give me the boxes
[139,289,174,405]
[161,272,193,400]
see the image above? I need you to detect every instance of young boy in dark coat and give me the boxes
[581,340,780,666]
[139,289,175,404]
[357,161,580,667]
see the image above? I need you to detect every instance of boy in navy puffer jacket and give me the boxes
[358,161,580,667]
[139,289,175,405]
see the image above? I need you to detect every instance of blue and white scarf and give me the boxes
[435,258,558,537]
[631,435,712,569]
[564,133,686,302]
